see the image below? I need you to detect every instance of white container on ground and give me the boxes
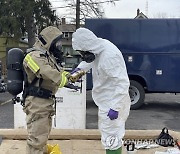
[14,76,86,129]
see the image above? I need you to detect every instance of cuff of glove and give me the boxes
[71,68,81,74]
[59,71,70,88]
[63,71,71,78]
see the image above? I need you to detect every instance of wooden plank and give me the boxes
[0,129,100,140]
[0,129,179,140]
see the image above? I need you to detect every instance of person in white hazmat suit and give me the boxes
[71,28,131,154]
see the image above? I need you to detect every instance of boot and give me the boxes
[106,147,122,154]
[46,144,62,154]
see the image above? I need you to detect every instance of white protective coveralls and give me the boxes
[72,28,131,150]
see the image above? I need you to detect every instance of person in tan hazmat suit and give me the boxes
[23,26,70,154]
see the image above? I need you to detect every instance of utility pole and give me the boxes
[76,0,80,29]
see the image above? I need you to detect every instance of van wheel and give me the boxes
[129,80,145,110]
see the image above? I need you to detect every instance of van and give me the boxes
[85,19,180,109]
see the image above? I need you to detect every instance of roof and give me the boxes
[58,24,76,32]
[134,12,148,19]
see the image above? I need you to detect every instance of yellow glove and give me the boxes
[59,71,70,88]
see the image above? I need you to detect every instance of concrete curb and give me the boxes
[0,129,179,140]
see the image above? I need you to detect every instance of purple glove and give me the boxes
[107,109,119,120]
[71,68,81,74]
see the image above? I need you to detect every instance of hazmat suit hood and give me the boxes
[72,28,104,55]
[34,26,62,52]
[33,26,63,64]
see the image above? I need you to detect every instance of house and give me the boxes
[58,18,81,69]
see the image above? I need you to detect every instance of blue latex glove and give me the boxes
[107,109,119,120]
[71,68,81,74]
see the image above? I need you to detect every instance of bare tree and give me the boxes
[52,0,120,28]
[153,12,168,18]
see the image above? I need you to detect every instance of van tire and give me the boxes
[129,80,145,110]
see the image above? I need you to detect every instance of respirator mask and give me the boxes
[49,35,63,65]
[77,50,95,63]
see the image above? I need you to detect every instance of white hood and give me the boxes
[72,28,104,55]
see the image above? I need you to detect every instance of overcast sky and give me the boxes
[103,0,180,18]
[50,0,180,20]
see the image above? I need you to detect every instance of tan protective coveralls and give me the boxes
[23,26,66,154]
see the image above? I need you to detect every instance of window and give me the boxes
[63,32,73,38]
[63,32,69,38]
